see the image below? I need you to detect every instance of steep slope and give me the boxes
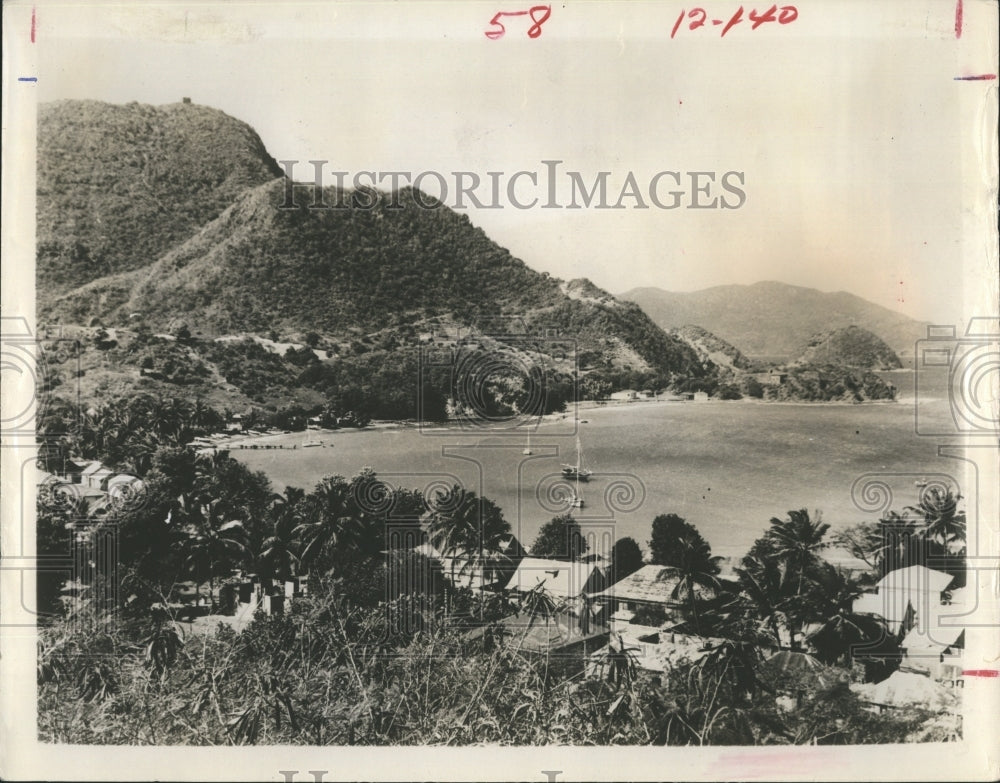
[43,179,704,382]
[620,282,928,358]
[792,326,902,370]
[37,99,283,297]
[670,325,753,371]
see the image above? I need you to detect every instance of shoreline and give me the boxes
[207,394,906,452]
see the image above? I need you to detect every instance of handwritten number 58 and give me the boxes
[486,5,552,39]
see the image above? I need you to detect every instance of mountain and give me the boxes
[37,100,711,416]
[620,282,928,359]
[37,99,283,298]
[42,177,704,382]
[792,326,902,371]
[669,325,753,372]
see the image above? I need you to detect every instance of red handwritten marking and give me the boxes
[953,74,998,80]
[671,5,796,38]
[485,6,551,39]
[31,7,36,43]
[721,6,744,37]
[955,0,963,39]
[963,669,1000,677]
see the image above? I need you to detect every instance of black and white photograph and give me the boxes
[1,1,998,780]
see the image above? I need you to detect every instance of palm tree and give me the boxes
[293,475,359,571]
[664,527,722,634]
[736,554,790,648]
[906,487,966,550]
[426,486,512,588]
[764,509,830,599]
[874,510,925,575]
[803,566,890,666]
[256,488,304,587]
[175,496,250,606]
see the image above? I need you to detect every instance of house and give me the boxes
[505,557,606,600]
[413,535,526,593]
[60,458,92,485]
[900,626,964,682]
[80,461,113,490]
[37,470,64,490]
[588,563,718,616]
[609,390,639,402]
[587,624,724,678]
[467,612,609,677]
[852,565,955,636]
[755,371,788,386]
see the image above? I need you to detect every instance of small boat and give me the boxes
[522,431,532,456]
[561,464,592,481]
[568,492,585,509]
[914,478,928,488]
[302,434,324,448]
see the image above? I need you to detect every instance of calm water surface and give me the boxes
[236,371,967,560]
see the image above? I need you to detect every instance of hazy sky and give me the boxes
[26,0,999,325]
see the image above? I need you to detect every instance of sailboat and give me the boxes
[522,430,533,456]
[566,434,586,509]
[561,433,592,481]
[302,431,324,448]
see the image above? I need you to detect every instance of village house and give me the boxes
[413,535,526,593]
[587,623,725,680]
[80,460,114,490]
[851,565,965,685]
[609,389,639,402]
[754,371,788,386]
[852,565,954,635]
[467,610,609,678]
[588,563,720,624]
[506,557,606,600]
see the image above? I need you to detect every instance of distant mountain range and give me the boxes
[620,282,928,359]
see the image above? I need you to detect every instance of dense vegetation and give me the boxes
[793,326,903,371]
[36,399,965,746]
[37,100,282,297]
[670,324,754,371]
[760,364,897,403]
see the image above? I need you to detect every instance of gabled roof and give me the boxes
[852,592,913,625]
[472,613,608,653]
[876,566,954,596]
[901,625,964,654]
[590,628,723,673]
[590,564,716,604]
[81,460,109,476]
[506,557,602,598]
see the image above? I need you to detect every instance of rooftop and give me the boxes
[507,557,603,599]
[591,564,717,604]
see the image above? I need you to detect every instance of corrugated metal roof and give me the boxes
[591,564,716,604]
